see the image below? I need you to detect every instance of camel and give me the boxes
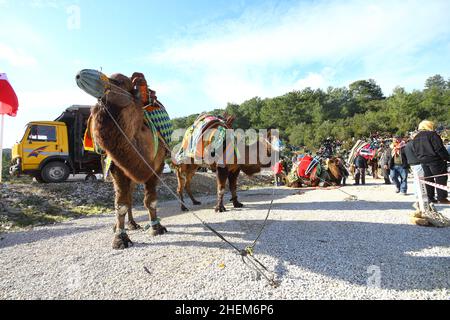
[175,121,276,212]
[76,70,168,249]
[286,157,346,188]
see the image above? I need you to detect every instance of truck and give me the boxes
[9,105,103,183]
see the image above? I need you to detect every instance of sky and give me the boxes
[0,0,449,148]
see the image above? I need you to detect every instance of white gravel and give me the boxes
[1,177,449,300]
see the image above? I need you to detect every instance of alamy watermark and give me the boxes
[67,4,81,30]
[66,264,82,292]
[366,265,382,289]
[170,128,280,167]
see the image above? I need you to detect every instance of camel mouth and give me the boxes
[76,69,109,99]
[76,69,135,104]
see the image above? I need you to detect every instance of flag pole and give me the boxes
[0,114,4,183]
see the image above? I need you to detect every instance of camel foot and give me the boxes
[150,223,168,236]
[127,221,141,230]
[112,233,133,250]
[193,200,202,206]
[215,205,227,213]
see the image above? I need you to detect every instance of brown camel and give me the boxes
[176,128,276,212]
[76,70,168,249]
[287,157,344,188]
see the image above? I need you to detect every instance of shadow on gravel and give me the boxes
[244,200,416,211]
[155,220,450,292]
[0,224,106,249]
[131,188,300,219]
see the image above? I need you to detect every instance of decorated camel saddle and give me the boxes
[297,155,322,179]
[287,155,323,186]
[348,140,378,164]
[176,113,239,165]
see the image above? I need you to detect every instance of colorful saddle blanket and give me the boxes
[297,155,322,179]
[143,104,173,145]
[348,140,377,164]
[176,114,238,164]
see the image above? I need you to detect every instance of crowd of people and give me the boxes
[273,120,450,206]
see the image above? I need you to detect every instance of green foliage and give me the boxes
[349,79,385,102]
[170,75,450,150]
[2,149,11,182]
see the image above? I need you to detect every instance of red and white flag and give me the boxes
[0,73,19,117]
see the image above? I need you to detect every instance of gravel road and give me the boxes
[1,177,449,300]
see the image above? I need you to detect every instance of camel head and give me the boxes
[76,69,146,109]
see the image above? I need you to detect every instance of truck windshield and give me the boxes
[28,125,57,142]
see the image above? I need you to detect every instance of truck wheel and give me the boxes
[41,162,70,183]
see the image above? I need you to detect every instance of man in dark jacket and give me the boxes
[412,120,450,204]
[353,153,368,185]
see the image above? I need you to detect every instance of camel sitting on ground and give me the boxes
[76,70,168,249]
[287,157,346,188]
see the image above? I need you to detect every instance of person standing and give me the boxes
[353,153,368,185]
[404,133,423,208]
[379,143,391,184]
[389,137,408,195]
[272,159,284,187]
[412,120,450,204]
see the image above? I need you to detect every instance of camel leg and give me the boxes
[126,183,141,230]
[373,161,379,179]
[186,166,201,206]
[229,169,244,208]
[215,166,228,212]
[176,168,189,212]
[144,177,168,236]
[111,167,134,250]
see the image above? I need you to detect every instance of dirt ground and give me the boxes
[0,176,449,300]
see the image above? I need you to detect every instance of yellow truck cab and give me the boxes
[10,106,102,183]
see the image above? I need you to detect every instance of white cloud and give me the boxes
[151,0,450,68]
[0,43,38,67]
[148,0,450,106]
[294,68,337,91]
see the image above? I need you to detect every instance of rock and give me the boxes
[7,207,22,214]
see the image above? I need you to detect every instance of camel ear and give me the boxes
[131,72,146,81]
[131,72,148,89]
